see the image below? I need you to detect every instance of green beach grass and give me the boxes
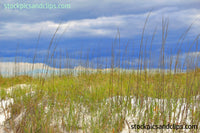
[0,16,199,133]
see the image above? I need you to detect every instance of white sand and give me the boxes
[0,84,199,133]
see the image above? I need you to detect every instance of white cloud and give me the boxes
[0,8,199,40]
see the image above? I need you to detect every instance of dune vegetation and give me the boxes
[0,16,199,133]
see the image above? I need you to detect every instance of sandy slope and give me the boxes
[0,84,199,133]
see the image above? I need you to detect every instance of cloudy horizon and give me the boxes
[0,0,199,69]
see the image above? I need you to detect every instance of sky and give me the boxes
[0,0,199,69]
